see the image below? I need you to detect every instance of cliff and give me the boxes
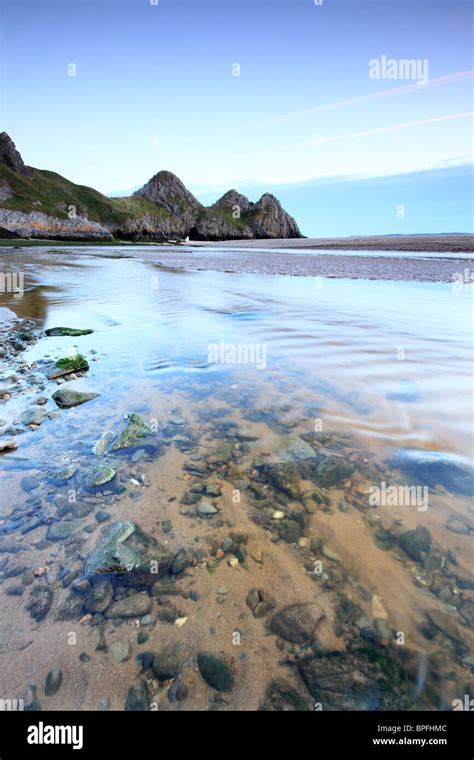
[0,133,303,242]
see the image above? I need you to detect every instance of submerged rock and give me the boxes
[270,603,324,644]
[197,498,218,516]
[246,588,274,618]
[86,464,116,488]
[124,681,150,711]
[399,526,431,562]
[26,585,53,622]
[277,519,302,544]
[112,413,151,451]
[21,407,47,426]
[391,449,474,495]
[259,679,310,711]
[84,580,113,613]
[265,462,301,499]
[297,648,414,710]
[152,644,181,681]
[44,669,62,697]
[197,652,234,692]
[105,592,152,619]
[425,609,468,648]
[310,453,355,488]
[45,327,93,337]
[84,521,173,587]
[275,435,316,463]
[52,388,99,408]
[46,519,84,541]
[93,431,115,457]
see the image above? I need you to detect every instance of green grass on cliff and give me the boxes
[0,164,172,225]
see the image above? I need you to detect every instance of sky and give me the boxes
[1,0,473,236]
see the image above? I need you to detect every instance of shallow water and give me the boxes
[0,247,472,711]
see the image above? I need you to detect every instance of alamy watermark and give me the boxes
[0,271,24,299]
[208,340,267,369]
[369,55,429,85]
[369,481,429,512]
[452,268,474,293]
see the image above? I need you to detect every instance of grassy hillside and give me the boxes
[0,164,172,225]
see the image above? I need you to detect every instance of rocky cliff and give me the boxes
[0,133,303,241]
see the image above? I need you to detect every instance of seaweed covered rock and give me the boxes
[259,679,311,711]
[297,648,415,710]
[112,413,152,451]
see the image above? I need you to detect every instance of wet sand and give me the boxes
[188,234,474,253]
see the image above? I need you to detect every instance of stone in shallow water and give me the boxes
[259,679,310,711]
[48,354,89,379]
[93,431,115,457]
[124,681,150,711]
[275,435,316,463]
[112,414,151,451]
[265,462,301,499]
[246,587,274,618]
[277,519,301,544]
[197,652,234,692]
[44,668,62,697]
[21,407,47,426]
[105,592,151,619]
[152,644,181,681]
[26,585,53,621]
[425,609,467,648]
[391,449,474,495]
[86,464,116,488]
[52,388,99,408]
[46,519,85,541]
[84,580,113,613]
[297,648,414,710]
[85,521,173,587]
[399,526,431,562]
[197,498,218,516]
[48,465,77,481]
[270,603,325,644]
[110,638,130,662]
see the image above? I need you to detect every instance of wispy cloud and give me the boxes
[278,71,474,122]
[225,71,474,133]
[258,112,474,154]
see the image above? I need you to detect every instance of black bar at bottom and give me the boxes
[0,710,471,757]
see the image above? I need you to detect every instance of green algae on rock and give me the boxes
[112,413,151,450]
[86,464,116,488]
[45,327,93,337]
[48,354,89,379]
[297,648,415,711]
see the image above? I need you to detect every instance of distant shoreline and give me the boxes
[187,234,474,253]
[0,233,473,253]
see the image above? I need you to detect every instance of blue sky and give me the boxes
[1,0,472,235]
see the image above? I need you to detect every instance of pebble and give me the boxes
[110,639,130,663]
[45,668,63,697]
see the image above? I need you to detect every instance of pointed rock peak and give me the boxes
[133,169,202,215]
[252,192,302,238]
[256,192,282,209]
[213,189,251,213]
[0,132,29,176]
